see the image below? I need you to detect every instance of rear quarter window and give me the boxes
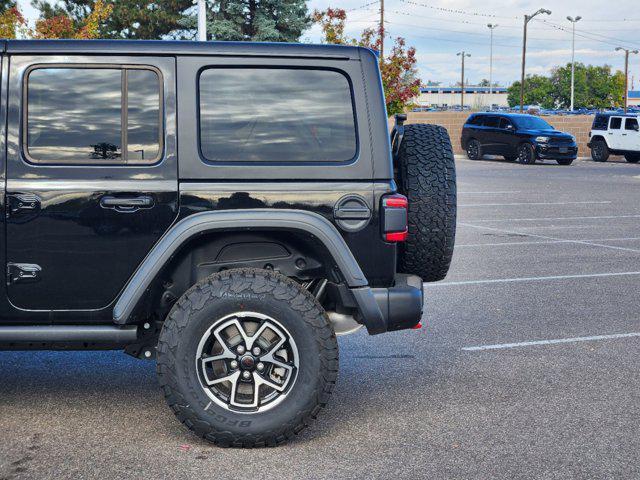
[198,68,357,164]
[592,115,609,131]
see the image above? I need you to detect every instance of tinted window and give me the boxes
[127,69,161,162]
[483,116,500,128]
[592,114,609,131]
[26,67,162,164]
[610,117,622,129]
[467,115,483,126]
[625,118,638,131]
[199,68,356,163]
[499,118,513,129]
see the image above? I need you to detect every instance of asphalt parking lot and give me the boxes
[1,155,639,480]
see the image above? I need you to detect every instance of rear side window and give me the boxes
[592,114,609,131]
[198,68,357,163]
[625,118,639,131]
[466,115,483,126]
[609,117,622,130]
[25,66,162,165]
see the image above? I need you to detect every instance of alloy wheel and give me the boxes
[196,312,299,413]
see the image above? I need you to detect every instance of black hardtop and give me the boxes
[2,39,370,60]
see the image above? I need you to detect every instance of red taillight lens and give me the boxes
[382,194,408,242]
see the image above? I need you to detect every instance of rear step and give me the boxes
[0,325,138,344]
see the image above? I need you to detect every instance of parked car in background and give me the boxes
[588,113,640,163]
[461,113,578,165]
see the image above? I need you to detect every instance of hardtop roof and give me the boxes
[1,39,366,60]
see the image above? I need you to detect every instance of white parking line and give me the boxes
[455,237,640,248]
[426,271,640,287]
[459,222,640,254]
[458,191,522,194]
[470,214,640,223]
[462,332,640,352]
[458,201,612,207]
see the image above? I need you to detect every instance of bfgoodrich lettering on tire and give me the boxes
[156,268,338,447]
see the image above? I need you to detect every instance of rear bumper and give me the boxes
[351,274,424,334]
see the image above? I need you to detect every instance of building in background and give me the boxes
[417,86,509,110]
[629,91,640,107]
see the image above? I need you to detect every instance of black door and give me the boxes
[5,55,178,311]
[480,115,501,154]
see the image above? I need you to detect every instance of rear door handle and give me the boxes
[100,195,154,212]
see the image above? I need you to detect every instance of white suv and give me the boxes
[588,113,640,163]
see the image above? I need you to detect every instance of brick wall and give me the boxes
[390,112,596,157]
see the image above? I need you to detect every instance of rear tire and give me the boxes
[591,139,609,162]
[156,268,338,447]
[556,158,574,165]
[396,124,457,282]
[517,143,537,164]
[466,139,483,160]
[624,153,640,163]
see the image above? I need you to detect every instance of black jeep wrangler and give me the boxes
[0,40,456,447]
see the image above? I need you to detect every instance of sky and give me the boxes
[17,0,640,87]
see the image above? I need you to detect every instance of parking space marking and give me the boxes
[469,214,640,223]
[458,201,612,207]
[459,222,640,254]
[462,332,640,352]
[427,271,640,287]
[458,191,522,194]
[456,237,640,248]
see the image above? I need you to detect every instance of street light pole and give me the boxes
[487,24,498,105]
[197,0,207,41]
[567,16,582,111]
[616,47,639,113]
[457,51,471,109]
[520,8,552,112]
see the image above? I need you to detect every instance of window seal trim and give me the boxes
[21,63,165,167]
[196,65,360,167]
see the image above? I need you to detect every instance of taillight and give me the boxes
[382,193,408,242]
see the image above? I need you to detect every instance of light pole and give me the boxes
[616,47,639,113]
[457,51,471,109]
[487,23,498,105]
[197,0,207,41]
[520,8,552,112]
[567,16,582,111]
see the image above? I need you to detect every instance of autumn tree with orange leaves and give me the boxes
[0,0,112,39]
[313,8,420,116]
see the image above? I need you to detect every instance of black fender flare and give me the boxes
[113,209,386,332]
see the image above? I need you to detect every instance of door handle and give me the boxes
[100,195,154,212]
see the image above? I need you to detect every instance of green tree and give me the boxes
[32,0,193,39]
[550,63,625,109]
[181,0,310,42]
[507,75,555,109]
[0,1,15,13]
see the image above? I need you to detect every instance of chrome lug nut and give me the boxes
[256,362,265,372]
[242,371,251,380]
[230,360,239,369]
[252,346,261,356]
[236,345,245,355]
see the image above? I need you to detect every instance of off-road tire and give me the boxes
[156,268,338,447]
[466,138,483,160]
[396,124,457,282]
[556,158,574,166]
[624,153,640,163]
[591,139,609,162]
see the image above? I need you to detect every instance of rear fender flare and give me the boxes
[113,209,371,324]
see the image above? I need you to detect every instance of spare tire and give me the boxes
[394,123,457,282]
